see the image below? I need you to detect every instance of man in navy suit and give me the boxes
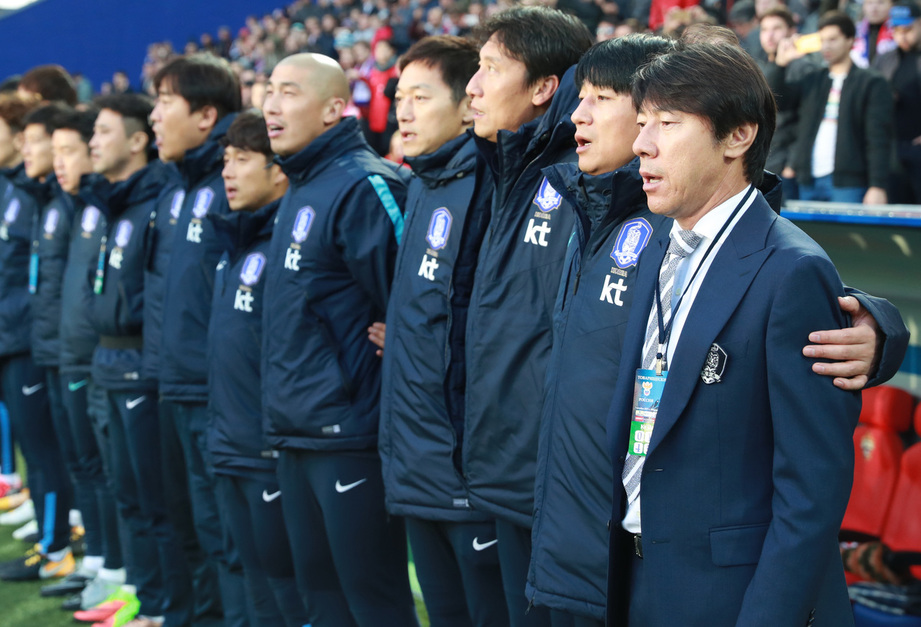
[606,43,862,627]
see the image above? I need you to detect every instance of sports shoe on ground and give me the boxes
[75,586,138,624]
[80,574,123,610]
[40,568,91,596]
[0,488,29,512]
[40,547,76,579]
[0,497,33,525]
[0,474,22,498]
[94,590,140,627]
[0,544,43,580]
[11,518,37,540]
[62,592,84,611]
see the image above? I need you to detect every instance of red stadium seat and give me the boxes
[842,387,914,542]
[881,440,921,581]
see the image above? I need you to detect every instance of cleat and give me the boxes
[0,544,43,580]
[62,592,84,611]
[74,601,125,624]
[39,548,75,579]
[81,575,124,611]
[40,567,90,595]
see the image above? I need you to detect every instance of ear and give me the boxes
[196,105,220,132]
[269,162,288,187]
[723,121,757,160]
[322,97,346,126]
[458,95,474,126]
[128,130,148,156]
[530,75,560,108]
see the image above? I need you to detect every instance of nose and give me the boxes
[396,97,412,123]
[466,70,483,99]
[571,98,591,126]
[632,124,655,159]
[262,89,279,115]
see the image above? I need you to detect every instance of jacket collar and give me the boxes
[210,197,280,257]
[405,133,476,188]
[276,117,368,184]
[177,113,236,189]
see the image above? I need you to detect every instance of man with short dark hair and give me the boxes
[149,53,246,627]
[373,35,509,627]
[607,43,860,626]
[207,110,308,627]
[770,11,893,204]
[262,52,415,626]
[80,93,190,627]
[0,103,76,582]
[458,7,593,625]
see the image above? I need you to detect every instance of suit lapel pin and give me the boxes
[700,343,727,384]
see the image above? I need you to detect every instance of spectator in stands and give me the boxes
[853,0,897,66]
[757,6,820,199]
[769,11,893,204]
[873,0,921,203]
[365,39,399,155]
[112,71,133,95]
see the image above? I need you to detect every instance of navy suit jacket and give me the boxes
[605,191,861,627]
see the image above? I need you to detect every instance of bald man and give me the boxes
[261,54,416,627]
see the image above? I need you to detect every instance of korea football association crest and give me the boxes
[169,190,185,222]
[611,218,652,269]
[533,178,562,212]
[81,206,101,235]
[426,208,452,251]
[192,188,214,219]
[291,207,315,244]
[114,220,133,248]
[43,208,60,237]
[4,198,20,224]
[239,252,267,287]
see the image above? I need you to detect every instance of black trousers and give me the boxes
[106,389,193,623]
[406,517,508,627]
[161,400,248,627]
[276,448,418,627]
[215,471,309,627]
[495,518,552,627]
[0,355,71,553]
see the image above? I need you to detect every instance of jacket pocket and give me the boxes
[710,522,768,566]
[309,310,355,399]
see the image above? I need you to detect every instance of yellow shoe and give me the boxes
[39,548,75,580]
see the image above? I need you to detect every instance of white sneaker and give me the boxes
[11,518,38,540]
[0,499,35,526]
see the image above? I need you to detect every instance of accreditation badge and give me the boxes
[628,369,667,458]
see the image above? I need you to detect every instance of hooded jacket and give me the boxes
[207,200,279,474]
[457,65,581,528]
[29,176,74,368]
[59,175,106,374]
[159,114,236,401]
[378,133,494,521]
[262,116,405,452]
[0,165,40,357]
[85,160,176,390]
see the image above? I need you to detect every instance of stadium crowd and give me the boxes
[0,0,914,627]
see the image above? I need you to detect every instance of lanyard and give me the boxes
[653,185,755,374]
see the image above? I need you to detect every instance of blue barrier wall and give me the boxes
[0,0,283,91]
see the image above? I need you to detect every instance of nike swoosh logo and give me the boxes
[335,478,367,493]
[262,490,281,502]
[125,396,147,410]
[472,537,498,551]
[21,383,44,396]
[68,379,88,392]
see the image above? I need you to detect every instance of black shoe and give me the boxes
[0,545,43,581]
[60,592,83,611]
[40,571,92,597]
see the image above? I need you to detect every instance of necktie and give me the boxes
[622,229,702,508]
